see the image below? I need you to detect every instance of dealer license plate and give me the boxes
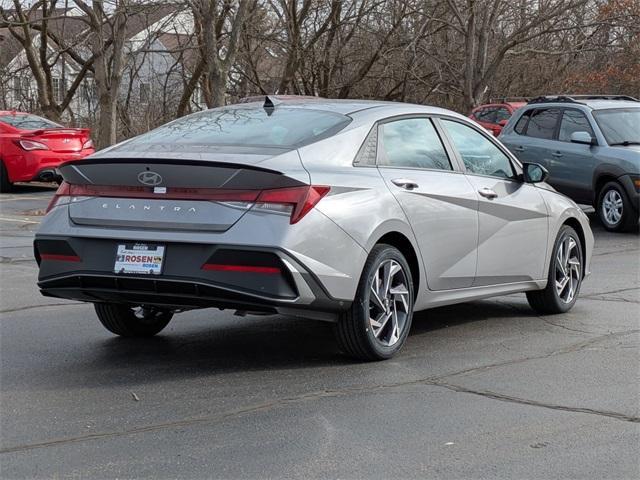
[114,244,165,275]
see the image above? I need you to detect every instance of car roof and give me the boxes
[228,97,457,117]
[520,100,640,111]
[580,99,640,110]
[523,95,640,111]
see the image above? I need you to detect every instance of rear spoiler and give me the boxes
[24,128,90,137]
[58,157,281,174]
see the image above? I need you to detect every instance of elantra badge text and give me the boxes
[101,203,197,213]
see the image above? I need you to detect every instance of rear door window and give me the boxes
[526,108,561,139]
[379,118,452,170]
[558,109,594,142]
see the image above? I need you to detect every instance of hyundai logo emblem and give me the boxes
[137,171,163,186]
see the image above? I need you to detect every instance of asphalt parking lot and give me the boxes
[1,184,638,479]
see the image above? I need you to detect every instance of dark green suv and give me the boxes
[499,95,640,232]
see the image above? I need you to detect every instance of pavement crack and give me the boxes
[2,329,638,456]
[582,287,639,298]
[592,247,639,257]
[0,256,36,265]
[539,317,596,335]
[581,296,640,305]
[431,329,640,380]
[0,303,84,315]
[492,298,595,335]
[429,381,640,424]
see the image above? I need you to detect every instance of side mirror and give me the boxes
[523,162,549,184]
[498,119,508,127]
[570,131,595,145]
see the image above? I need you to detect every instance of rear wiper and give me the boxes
[609,141,640,146]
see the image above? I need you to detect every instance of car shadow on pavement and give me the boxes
[4,182,58,194]
[48,299,535,389]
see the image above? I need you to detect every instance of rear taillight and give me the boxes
[17,139,49,151]
[46,181,94,213]
[46,181,71,212]
[82,139,94,149]
[255,186,330,224]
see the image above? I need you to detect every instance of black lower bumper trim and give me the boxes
[38,273,347,313]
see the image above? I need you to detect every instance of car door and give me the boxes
[546,108,598,203]
[438,118,549,285]
[502,108,562,171]
[376,117,479,290]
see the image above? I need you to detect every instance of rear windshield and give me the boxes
[125,107,351,149]
[0,114,61,130]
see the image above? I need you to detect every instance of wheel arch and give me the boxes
[373,231,421,298]
[562,217,587,278]
[592,165,626,206]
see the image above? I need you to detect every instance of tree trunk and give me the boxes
[96,92,118,148]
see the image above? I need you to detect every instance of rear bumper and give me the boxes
[35,236,351,320]
[5,149,94,183]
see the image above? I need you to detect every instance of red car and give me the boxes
[469,101,526,136]
[0,111,95,192]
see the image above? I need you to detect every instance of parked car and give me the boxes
[469,100,526,136]
[499,95,640,232]
[0,111,95,192]
[35,97,593,360]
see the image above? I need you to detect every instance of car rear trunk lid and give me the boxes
[26,128,90,153]
[58,152,309,232]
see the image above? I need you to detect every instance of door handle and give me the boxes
[391,178,419,190]
[551,151,563,157]
[478,187,498,199]
[514,146,525,152]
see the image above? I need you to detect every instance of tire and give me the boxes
[94,303,173,337]
[527,225,584,315]
[597,181,638,232]
[335,244,414,361]
[0,161,12,193]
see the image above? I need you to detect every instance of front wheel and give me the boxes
[597,181,638,232]
[94,303,173,337]
[335,244,414,361]
[527,225,584,314]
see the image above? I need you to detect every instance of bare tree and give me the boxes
[0,0,93,122]
[176,0,249,115]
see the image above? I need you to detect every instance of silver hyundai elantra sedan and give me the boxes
[35,97,593,360]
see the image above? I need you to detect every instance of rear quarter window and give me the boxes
[513,110,531,135]
[0,114,61,130]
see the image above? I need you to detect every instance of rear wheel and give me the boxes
[94,303,173,337]
[527,225,583,314]
[335,244,414,361]
[0,161,12,193]
[597,181,637,232]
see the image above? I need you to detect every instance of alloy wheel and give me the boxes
[602,189,623,226]
[368,259,410,346]
[555,235,581,304]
